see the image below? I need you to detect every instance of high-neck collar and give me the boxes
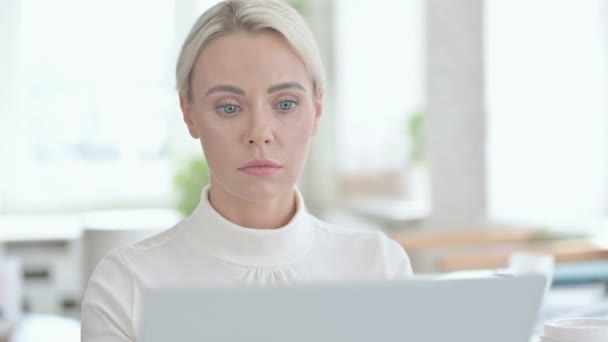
[184,185,316,268]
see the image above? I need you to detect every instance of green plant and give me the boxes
[284,0,306,14]
[173,157,210,216]
[408,109,426,165]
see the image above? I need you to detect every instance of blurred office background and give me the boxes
[1,0,608,338]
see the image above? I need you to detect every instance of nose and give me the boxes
[248,138,271,145]
[244,108,274,146]
[247,135,272,145]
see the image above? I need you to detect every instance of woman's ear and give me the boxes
[180,94,201,139]
[311,89,324,136]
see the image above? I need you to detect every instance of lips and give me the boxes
[238,159,282,176]
[239,159,282,169]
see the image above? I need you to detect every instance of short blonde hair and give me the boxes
[176,0,325,101]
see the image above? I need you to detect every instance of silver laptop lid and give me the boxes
[139,274,545,342]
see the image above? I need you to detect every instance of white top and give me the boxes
[81,186,412,342]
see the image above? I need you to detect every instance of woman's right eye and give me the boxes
[217,104,240,115]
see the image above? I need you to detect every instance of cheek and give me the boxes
[286,107,315,145]
[283,117,313,163]
[196,109,233,141]
[196,114,237,169]
[290,128,312,146]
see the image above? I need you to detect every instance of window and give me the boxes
[486,0,608,227]
[1,0,211,212]
[333,0,427,202]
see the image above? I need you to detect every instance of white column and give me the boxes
[425,0,487,229]
[299,0,338,215]
[0,0,21,214]
[603,0,608,216]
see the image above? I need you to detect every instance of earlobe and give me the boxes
[179,94,201,139]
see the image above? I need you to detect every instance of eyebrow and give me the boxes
[204,82,307,97]
[205,85,245,97]
[267,82,307,94]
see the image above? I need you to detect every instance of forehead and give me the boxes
[192,31,311,88]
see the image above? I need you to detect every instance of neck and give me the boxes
[207,183,297,229]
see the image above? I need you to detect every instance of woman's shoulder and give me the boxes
[129,221,185,251]
[312,215,391,241]
[310,216,413,277]
[86,220,190,282]
[312,217,411,259]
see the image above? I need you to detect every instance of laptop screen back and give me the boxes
[139,274,545,342]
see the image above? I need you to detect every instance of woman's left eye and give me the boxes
[277,100,297,112]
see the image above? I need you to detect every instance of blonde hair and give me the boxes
[176,0,325,101]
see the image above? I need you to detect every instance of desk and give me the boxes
[1,314,79,342]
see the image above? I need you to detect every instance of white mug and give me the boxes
[539,318,608,342]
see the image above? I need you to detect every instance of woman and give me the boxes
[81,0,412,340]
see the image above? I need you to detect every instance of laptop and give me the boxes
[138,274,546,342]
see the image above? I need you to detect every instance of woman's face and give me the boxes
[180,31,322,202]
